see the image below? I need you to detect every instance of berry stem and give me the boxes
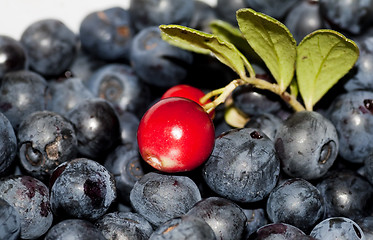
[202,79,243,114]
[201,76,306,115]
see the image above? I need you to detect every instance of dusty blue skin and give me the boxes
[104,144,144,204]
[203,128,280,203]
[85,63,150,117]
[0,70,47,131]
[326,90,373,163]
[79,7,133,61]
[149,215,216,240]
[344,32,373,92]
[357,216,373,240]
[275,111,339,180]
[316,170,373,221]
[244,113,283,141]
[215,0,247,25]
[66,98,121,160]
[0,35,26,79]
[129,0,195,32]
[0,198,20,240]
[50,158,117,221]
[95,211,153,239]
[251,222,316,240]
[242,208,269,239]
[244,0,299,20]
[0,175,53,240]
[46,77,94,117]
[130,172,201,227]
[319,0,373,35]
[310,217,366,240]
[232,85,284,117]
[17,111,78,181]
[20,19,77,77]
[45,219,106,240]
[284,0,324,43]
[266,178,325,233]
[0,112,17,175]
[129,26,193,88]
[186,197,247,240]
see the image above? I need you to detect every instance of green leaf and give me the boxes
[209,20,261,62]
[159,24,248,79]
[236,8,297,92]
[290,78,299,99]
[296,29,359,111]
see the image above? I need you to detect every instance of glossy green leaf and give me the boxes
[236,8,297,92]
[159,24,248,79]
[296,29,359,110]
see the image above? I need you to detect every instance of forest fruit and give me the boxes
[161,84,214,118]
[137,97,215,172]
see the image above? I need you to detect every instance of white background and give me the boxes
[0,0,217,40]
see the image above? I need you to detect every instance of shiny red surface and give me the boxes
[137,97,215,172]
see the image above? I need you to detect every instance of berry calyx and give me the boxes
[137,97,215,173]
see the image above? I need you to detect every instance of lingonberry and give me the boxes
[161,84,214,118]
[137,97,215,172]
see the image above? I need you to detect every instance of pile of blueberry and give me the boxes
[1,0,373,239]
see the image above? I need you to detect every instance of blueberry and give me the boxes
[104,144,145,203]
[242,208,269,238]
[266,178,325,233]
[0,112,17,175]
[275,111,339,180]
[203,128,280,203]
[284,0,324,43]
[45,77,95,117]
[44,219,106,240]
[130,172,201,227]
[149,215,216,240]
[66,98,121,160]
[244,0,299,20]
[356,216,373,240]
[79,7,134,61]
[232,84,284,117]
[129,26,193,88]
[189,0,218,33]
[0,70,47,131]
[319,0,373,35]
[129,0,195,32]
[117,110,140,145]
[20,19,78,77]
[344,32,373,92]
[68,50,108,83]
[17,110,78,181]
[85,63,150,118]
[0,35,27,79]
[316,170,373,221]
[215,0,247,26]
[0,175,53,239]
[50,158,117,221]
[186,196,247,240]
[363,157,373,186]
[250,223,315,240]
[0,198,20,240]
[95,211,154,239]
[244,113,283,141]
[326,90,373,163]
[310,217,365,240]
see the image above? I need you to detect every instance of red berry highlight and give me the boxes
[137,97,215,172]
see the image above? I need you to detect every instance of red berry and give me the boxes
[137,97,215,173]
[161,84,214,118]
